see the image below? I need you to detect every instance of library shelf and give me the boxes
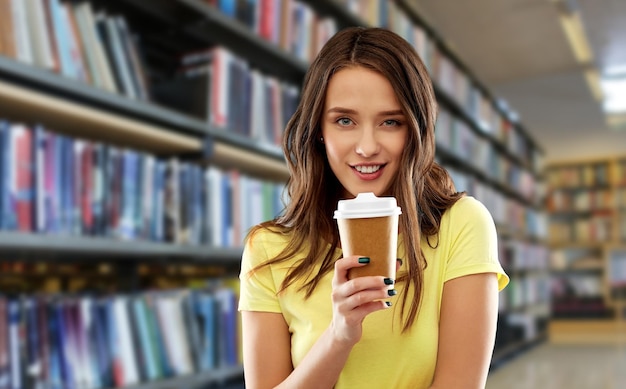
[113,0,309,85]
[106,365,244,389]
[433,83,538,176]
[0,59,289,181]
[394,0,543,177]
[0,78,201,154]
[547,157,626,332]
[0,232,243,265]
[437,147,540,209]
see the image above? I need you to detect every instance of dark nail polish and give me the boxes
[358,257,370,264]
[387,289,397,296]
[385,301,392,307]
[383,278,394,285]
[397,258,403,266]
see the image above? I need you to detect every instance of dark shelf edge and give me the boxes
[437,147,540,209]
[434,85,539,178]
[0,56,286,164]
[112,365,243,389]
[0,55,207,138]
[0,232,243,264]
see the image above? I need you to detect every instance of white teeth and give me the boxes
[355,165,381,174]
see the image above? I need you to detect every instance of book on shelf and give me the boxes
[0,119,286,249]
[0,284,241,389]
[151,45,300,149]
[1,0,148,98]
[11,0,35,66]
[0,0,16,59]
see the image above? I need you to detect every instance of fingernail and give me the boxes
[387,289,397,296]
[385,301,392,307]
[397,258,403,266]
[358,257,370,264]
[383,278,394,285]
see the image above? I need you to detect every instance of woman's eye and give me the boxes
[383,119,400,126]
[337,118,353,126]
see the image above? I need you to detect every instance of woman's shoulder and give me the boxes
[448,195,491,217]
[442,195,495,231]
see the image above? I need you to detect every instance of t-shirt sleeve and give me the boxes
[238,230,282,312]
[444,197,509,291]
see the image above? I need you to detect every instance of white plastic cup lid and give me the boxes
[333,192,402,219]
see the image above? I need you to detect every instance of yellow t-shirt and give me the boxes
[239,196,509,388]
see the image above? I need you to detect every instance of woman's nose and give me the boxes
[355,130,380,157]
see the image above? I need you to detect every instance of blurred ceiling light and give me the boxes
[601,75,626,113]
[553,0,603,101]
[601,66,626,129]
[558,11,593,63]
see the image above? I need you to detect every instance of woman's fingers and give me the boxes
[330,255,396,345]
[333,255,370,286]
[332,256,396,313]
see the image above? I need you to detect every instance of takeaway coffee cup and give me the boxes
[334,192,402,280]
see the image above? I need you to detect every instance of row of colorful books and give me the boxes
[547,162,611,188]
[500,274,551,312]
[549,215,613,244]
[206,0,338,64]
[153,46,300,149]
[499,240,549,272]
[549,247,602,270]
[0,120,286,247]
[547,188,613,213]
[551,274,604,299]
[436,108,539,203]
[445,164,548,240]
[497,239,550,316]
[0,285,239,389]
[337,0,540,171]
[0,0,149,100]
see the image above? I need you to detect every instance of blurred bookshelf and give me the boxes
[0,0,550,386]
[546,156,626,343]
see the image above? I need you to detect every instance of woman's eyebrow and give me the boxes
[326,107,357,114]
[326,107,404,116]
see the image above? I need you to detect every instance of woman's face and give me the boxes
[322,66,409,198]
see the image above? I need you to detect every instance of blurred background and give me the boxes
[0,0,625,388]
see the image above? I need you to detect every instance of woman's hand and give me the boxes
[330,255,396,346]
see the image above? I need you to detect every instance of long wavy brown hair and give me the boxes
[247,27,464,332]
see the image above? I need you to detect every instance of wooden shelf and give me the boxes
[0,232,243,265]
[0,75,289,181]
[0,79,202,154]
[108,365,243,389]
[211,141,289,181]
[548,319,626,344]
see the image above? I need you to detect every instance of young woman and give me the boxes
[239,27,509,389]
